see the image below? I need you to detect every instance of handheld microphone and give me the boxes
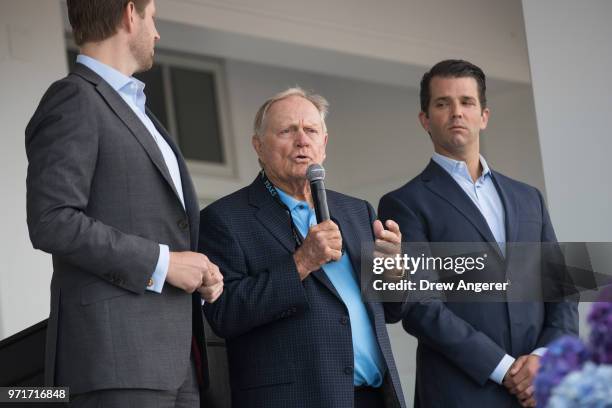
[307,164,330,223]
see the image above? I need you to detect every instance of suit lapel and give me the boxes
[328,199,364,285]
[329,198,379,324]
[423,160,504,260]
[249,177,298,254]
[310,270,342,300]
[72,64,184,212]
[491,172,518,244]
[491,172,518,274]
[147,109,200,248]
[249,178,343,300]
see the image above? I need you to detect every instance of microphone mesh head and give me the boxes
[307,163,325,182]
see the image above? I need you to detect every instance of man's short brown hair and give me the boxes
[420,59,487,116]
[67,0,151,46]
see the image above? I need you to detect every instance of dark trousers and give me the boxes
[70,359,199,408]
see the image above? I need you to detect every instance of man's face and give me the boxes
[252,95,328,186]
[130,0,160,73]
[419,76,489,157]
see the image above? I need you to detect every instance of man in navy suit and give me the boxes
[378,60,577,408]
[199,87,406,407]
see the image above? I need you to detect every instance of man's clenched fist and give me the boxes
[293,220,342,280]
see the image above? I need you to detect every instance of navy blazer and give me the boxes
[199,176,406,408]
[378,160,578,408]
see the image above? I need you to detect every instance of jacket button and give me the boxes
[178,219,188,230]
[340,316,349,325]
[344,366,353,375]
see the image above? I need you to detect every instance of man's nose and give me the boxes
[295,128,310,146]
[451,102,463,118]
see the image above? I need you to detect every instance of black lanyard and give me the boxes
[260,170,304,248]
[260,170,348,257]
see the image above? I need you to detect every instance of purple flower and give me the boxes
[546,362,612,408]
[535,336,590,408]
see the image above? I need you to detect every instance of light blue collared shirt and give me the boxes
[432,152,506,255]
[276,188,385,387]
[77,54,185,293]
[432,152,546,383]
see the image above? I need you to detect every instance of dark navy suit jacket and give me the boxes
[378,160,578,408]
[199,176,406,408]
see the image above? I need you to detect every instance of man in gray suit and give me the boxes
[25,0,223,406]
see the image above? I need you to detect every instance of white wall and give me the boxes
[522,0,612,338]
[522,0,612,242]
[0,0,67,339]
[157,0,530,84]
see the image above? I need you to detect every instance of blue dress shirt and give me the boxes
[276,188,385,387]
[76,54,184,293]
[432,153,546,383]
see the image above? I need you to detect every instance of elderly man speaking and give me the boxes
[198,88,406,408]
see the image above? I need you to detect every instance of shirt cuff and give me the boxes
[146,244,169,293]
[489,354,515,385]
[531,347,547,357]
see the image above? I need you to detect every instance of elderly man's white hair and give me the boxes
[253,87,329,137]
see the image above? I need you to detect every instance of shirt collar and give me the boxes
[275,187,310,213]
[432,152,492,183]
[76,54,145,96]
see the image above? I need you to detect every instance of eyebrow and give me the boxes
[278,117,322,126]
[433,96,477,102]
[282,123,321,129]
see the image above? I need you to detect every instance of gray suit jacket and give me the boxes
[25,63,208,395]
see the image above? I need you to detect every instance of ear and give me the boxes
[252,135,262,157]
[122,2,138,33]
[322,133,328,162]
[480,107,490,131]
[418,111,430,133]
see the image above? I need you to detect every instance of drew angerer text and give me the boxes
[372,279,509,293]
[371,253,509,294]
